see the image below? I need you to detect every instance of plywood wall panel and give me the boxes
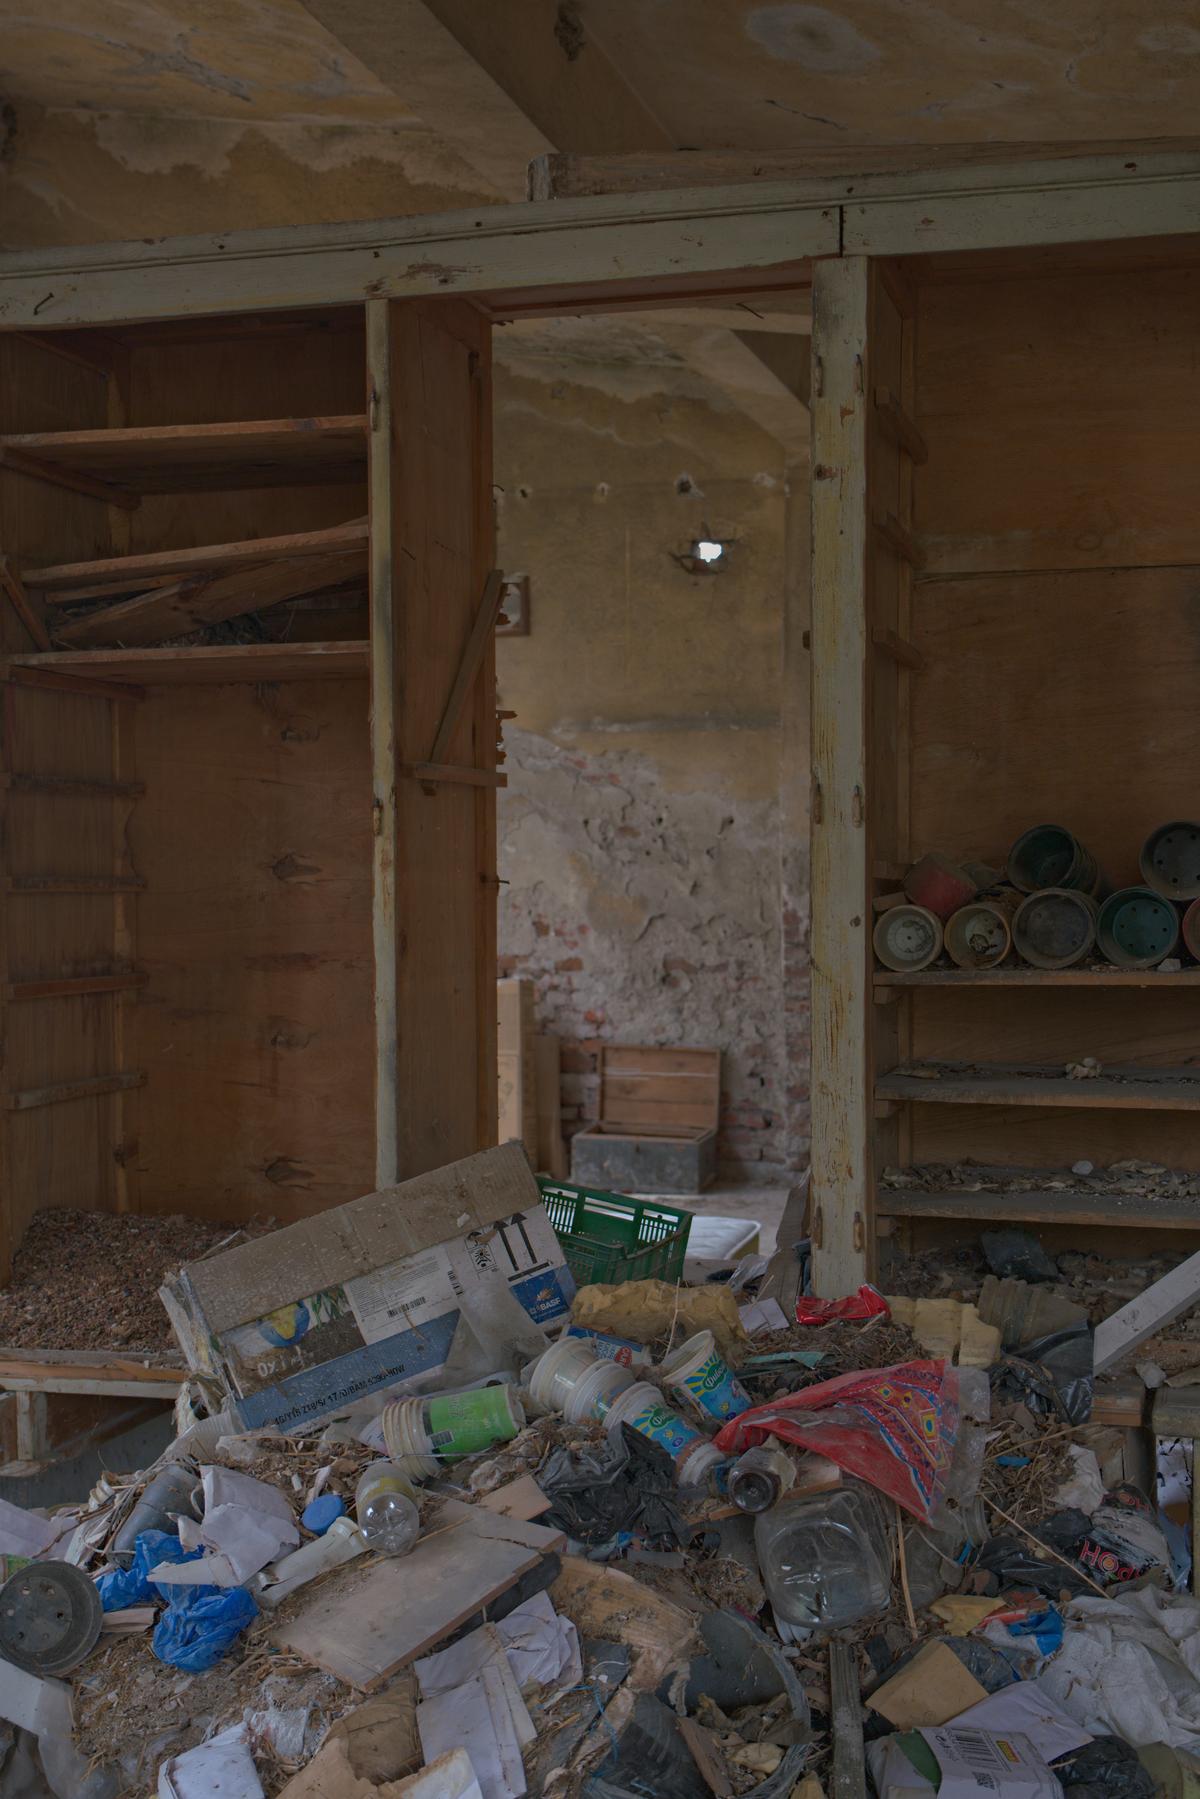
[916,262,1200,576]
[130,676,373,1221]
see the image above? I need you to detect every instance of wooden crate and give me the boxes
[570,1045,720,1193]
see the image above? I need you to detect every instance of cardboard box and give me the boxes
[161,1144,575,1431]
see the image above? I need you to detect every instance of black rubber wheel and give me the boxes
[0,1561,104,1676]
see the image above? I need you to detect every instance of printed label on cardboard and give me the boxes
[345,1246,462,1345]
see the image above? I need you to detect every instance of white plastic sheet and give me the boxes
[1037,1584,1200,1750]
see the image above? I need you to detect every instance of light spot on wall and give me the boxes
[746,3,882,74]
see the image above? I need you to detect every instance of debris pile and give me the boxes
[0,1146,1195,1796]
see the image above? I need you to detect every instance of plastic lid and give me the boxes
[302,1493,346,1535]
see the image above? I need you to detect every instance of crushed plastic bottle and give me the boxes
[754,1478,891,1631]
[355,1460,419,1557]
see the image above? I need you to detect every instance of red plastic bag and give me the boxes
[713,1358,959,1522]
[794,1284,889,1325]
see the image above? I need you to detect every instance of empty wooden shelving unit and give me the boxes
[0,301,499,1296]
[811,235,1200,1288]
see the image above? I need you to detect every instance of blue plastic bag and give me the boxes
[96,1529,204,1611]
[153,1584,258,1672]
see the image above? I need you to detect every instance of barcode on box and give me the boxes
[949,1729,1002,1771]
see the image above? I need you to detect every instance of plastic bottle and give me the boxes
[754,1479,891,1631]
[355,1460,420,1557]
[728,1445,797,1513]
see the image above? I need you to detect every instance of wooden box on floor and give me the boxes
[0,305,500,1448]
[810,237,1200,1289]
[570,1046,720,1194]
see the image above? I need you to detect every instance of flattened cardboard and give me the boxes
[162,1144,574,1431]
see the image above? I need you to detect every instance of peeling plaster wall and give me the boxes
[494,349,804,1177]
[0,104,494,247]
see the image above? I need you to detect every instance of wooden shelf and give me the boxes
[1,415,367,495]
[877,1184,1200,1229]
[8,641,369,686]
[877,1060,1200,1111]
[875,967,1200,988]
[24,516,368,594]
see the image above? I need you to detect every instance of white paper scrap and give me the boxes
[0,1496,59,1560]
[158,1723,264,1799]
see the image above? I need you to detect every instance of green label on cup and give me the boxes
[425,1387,518,1456]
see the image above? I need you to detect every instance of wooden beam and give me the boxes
[809,255,871,1297]
[428,570,504,766]
[0,557,50,652]
[527,140,1200,199]
[368,299,498,1185]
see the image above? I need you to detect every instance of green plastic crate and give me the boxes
[538,1177,693,1289]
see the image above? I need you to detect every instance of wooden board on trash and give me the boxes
[274,1525,539,1690]
[478,1475,551,1521]
[429,1496,566,1552]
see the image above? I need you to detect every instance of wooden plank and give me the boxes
[55,547,366,648]
[1,415,367,493]
[0,444,139,511]
[877,1062,1200,1110]
[7,875,144,895]
[404,762,506,788]
[829,1640,866,1798]
[873,386,928,464]
[428,1497,566,1554]
[0,189,837,331]
[876,1186,1200,1230]
[274,1526,539,1691]
[129,676,374,1220]
[9,642,367,686]
[534,1035,567,1180]
[873,509,924,570]
[677,1718,733,1798]
[372,298,497,1184]
[427,569,504,765]
[24,516,368,590]
[6,773,144,798]
[6,974,145,1000]
[528,142,1200,200]
[366,299,398,1190]
[0,558,50,652]
[478,1475,550,1521]
[1092,1376,1148,1429]
[810,255,871,1297]
[1096,1251,1200,1373]
[871,627,924,671]
[877,968,1200,988]
[6,664,144,703]
[7,1070,144,1111]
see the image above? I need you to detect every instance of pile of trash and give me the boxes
[0,1145,1195,1797]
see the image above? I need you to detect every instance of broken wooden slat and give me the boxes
[1095,1247,1200,1374]
[25,515,368,591]
[55,547,367,648]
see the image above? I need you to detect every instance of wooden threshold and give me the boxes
[877,1061,1200,1111]
[0,1346,184,1399]
[8,641,369,686]
[0,414,367,494]
[875,967,1200,988]
[877,1185,1200,1229]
